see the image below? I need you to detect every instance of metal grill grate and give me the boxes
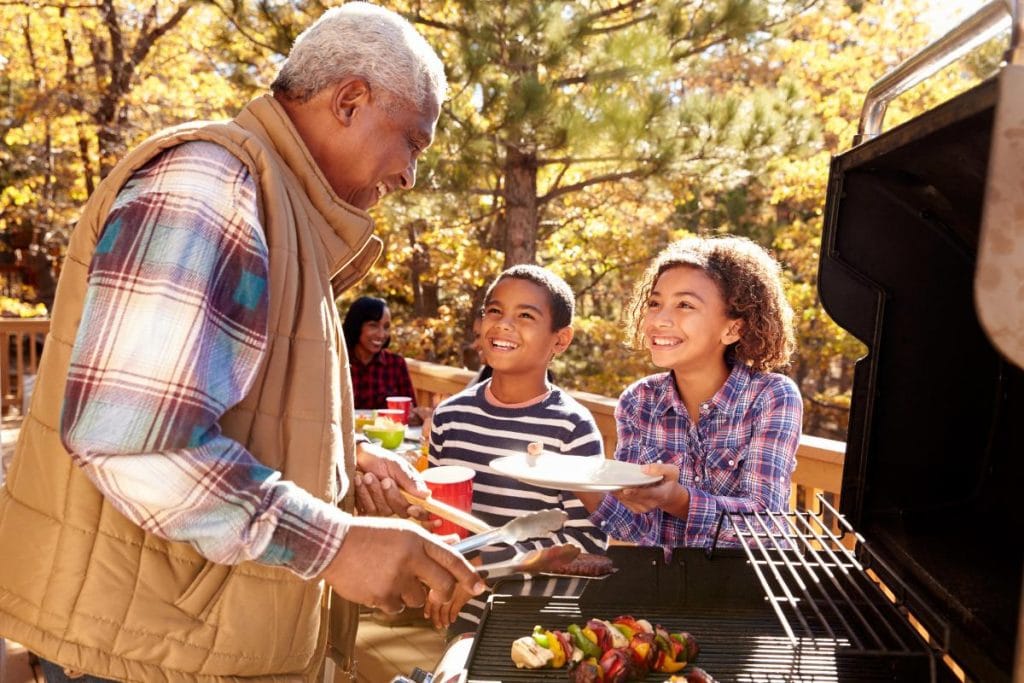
[466,598,928,682]
[715,494,946,680]
[462,496,942,682]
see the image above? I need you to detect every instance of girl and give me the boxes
[583,236,802,551]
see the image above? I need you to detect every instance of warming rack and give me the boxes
[712,494,950,682]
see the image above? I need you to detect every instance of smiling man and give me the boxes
[0,4,484,682]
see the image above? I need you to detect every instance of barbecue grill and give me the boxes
[442,4,1024,682]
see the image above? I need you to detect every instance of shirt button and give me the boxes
[694,476,701,482]
[728,459,734,467]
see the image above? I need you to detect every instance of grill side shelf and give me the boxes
[717,494,946,680]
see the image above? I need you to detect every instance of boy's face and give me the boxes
[643,265,741,375]
[480,277,572,378]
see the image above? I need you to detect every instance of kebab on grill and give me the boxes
[510,615,700,681]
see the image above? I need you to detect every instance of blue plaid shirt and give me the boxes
[61,141,348,579]
[591,362,802,552]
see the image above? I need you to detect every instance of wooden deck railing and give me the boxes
[0,321,846,514]
[0,318,48,417]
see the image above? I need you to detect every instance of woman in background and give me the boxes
[342,296,421,416]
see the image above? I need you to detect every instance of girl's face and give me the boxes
[643,266,741,375]
[357,306,392,359]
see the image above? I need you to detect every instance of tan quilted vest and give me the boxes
[0,95,382,681]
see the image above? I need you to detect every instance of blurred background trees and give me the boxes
[0,0,1004,438]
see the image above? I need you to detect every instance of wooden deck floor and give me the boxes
[353,615,447,681]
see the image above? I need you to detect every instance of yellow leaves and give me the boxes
[0,296,47,318]
[1,184,38,208]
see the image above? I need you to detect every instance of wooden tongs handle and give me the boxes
[400,490,492,534]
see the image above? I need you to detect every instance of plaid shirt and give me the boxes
[61,141,348,579]
[590,362,802,552]
[349,349,417,410]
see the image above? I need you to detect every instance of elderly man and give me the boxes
[0,4,482,682]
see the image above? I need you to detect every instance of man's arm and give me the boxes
[61,141,355,576]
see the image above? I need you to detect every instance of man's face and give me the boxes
[322,89,439,211]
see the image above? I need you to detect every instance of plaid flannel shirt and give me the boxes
[349,349,417,410]
[61,141,348,579]
[590,362,802,553]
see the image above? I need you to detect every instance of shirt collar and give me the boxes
[654,362,753,418]
[353,349,385,368]
[233,95,383,293]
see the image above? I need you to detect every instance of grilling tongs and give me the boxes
[452,509,568,554]
[476,544,581,580]
[398,491,569,548]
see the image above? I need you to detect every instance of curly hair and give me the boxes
[624,236,796,373]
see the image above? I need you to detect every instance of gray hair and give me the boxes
[271,2,447,111]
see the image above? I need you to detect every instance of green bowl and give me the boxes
[364,426,406,450]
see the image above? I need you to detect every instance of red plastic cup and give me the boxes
[375,408,405,426]
[385,396,413,424]
[421,465,475,538]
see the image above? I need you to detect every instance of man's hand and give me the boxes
[425,582,474,628]
[321,516,485,614]
[355,440,428,518]
[424,554,482,627]
[613,463,689,519]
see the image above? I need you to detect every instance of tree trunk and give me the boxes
[407,219,438,317]
[503,144,538,267]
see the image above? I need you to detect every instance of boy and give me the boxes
[426,264,607,635]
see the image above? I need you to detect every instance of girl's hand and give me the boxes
[613,463,689,518]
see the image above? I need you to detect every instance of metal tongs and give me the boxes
[477,544,581,580]
[452,509,568,554]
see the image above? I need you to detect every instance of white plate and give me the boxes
[490,452,662,492]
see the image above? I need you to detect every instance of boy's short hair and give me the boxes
[625,236,796,372]
[483,264,575,331]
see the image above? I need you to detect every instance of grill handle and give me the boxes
[855,0,1015,145]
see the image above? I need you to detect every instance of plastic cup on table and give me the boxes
[420,465,475,538]
[385,396,413,424]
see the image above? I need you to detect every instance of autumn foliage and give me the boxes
[0,0,1002,439]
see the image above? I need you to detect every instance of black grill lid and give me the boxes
[819,75,1023,682]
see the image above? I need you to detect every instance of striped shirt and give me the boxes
[429,380,607,632]
[60,141,348,579]
[590,362,802,553]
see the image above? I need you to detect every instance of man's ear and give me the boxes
[552,326,574,355]
[331,77,371,126]
[722,319,743,346]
